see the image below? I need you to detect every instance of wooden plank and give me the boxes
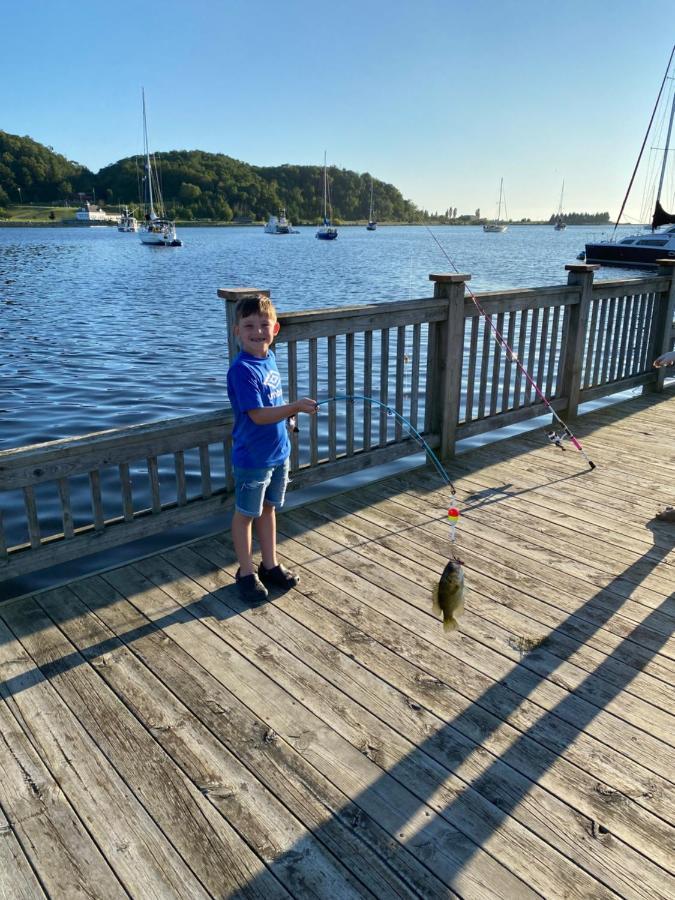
[501,311,516,413]
[309,338,319,465]
[394,325,406,442]
[190,536,672,897]
[378,328,390,446]
[410,322,421,430]
[477,319,492,419]
[174,451,187,506]
[128,552,540,898]
[62,574,446,899]
[0,699,124,899]
[0,617,210,899]
[524,307,539,404]
[328,336,337,461]
[546,304,561,398]
[6,589,286,896]
[0,797,46,899]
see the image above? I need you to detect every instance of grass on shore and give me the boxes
[1,205,81,222]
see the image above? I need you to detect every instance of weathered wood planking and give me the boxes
[1,392,674,898]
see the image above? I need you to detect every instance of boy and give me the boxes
[227,295,318,600]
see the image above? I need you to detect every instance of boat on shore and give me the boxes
[483,178,508,232]
[316,152,338,240]
[139,90,182,247]
[584,48,675,268]
[264,209,298,234]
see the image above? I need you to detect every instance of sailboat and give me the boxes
[118,205,138,232]
[483,178,508,232]
[366,179,377,230]
[139,89,182,247]
[553,180,567,230]
[585,46,675,267]
[316,152,338,240]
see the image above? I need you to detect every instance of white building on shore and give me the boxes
[74,202,113,223]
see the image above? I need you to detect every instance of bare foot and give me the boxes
[655,507,675,523]
[653,350,675,368]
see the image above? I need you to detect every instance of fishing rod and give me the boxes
[314,394,462,545]
[426,227,596,471]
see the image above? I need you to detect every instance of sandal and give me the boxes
[258,563,299,590]
[235,569,269,602]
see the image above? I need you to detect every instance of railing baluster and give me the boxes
[640,293,656,371]
[287,340,299,472]
[592,298,609,387]
[465,315,479,421]
[147,456,161,514]
[328,335,337,461]
[395,326,406,441]
[89,470,104,531]
[628,293,645,376]
[346,332,355,456]
[603,298,619,384]
[525,308,540,404]
[410,322,421,430]
[501,311,516,412]
[535,307,550,401]
[546,305,561,398]
[309,338,319,465]
[378,329,390,445]
[489,312,504,416]
[363,330,373,450]
[57,477,75,539]
[223,438,234,493]
[175,451,187,506]
[119,462,133,522]
[513,309,527,409]
[0,510,8,563]
[199,444,212,499]
[23,486,41,548]
[584,298,600,388]
[477,318,492,419]
[615,295,632,380]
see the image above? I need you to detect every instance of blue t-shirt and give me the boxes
[227,350,291,468]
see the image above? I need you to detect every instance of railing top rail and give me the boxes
[591,275,671,296]
[275,296,440,325]
[0,408,233,471]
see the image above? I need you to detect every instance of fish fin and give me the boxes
[431,584,442,616]
[443,617,459,632]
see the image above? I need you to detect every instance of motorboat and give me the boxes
[118,206,138,232]
[264,209,297,234]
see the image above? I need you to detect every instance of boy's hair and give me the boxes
[234,294,277,323]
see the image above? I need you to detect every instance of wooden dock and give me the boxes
[1,390,674,899]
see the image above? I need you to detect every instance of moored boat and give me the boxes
[316,152,338,240]
[585,48,675,268]
[139,90,182,248]
[483,177,508,232]
[366,178,377,230]
[264,209,297,234]
[118,206,138,232]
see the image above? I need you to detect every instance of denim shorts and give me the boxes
[234,460,290,518]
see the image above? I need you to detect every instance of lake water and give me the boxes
[0,223,639,451]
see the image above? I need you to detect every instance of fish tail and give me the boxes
[443,617,459,632]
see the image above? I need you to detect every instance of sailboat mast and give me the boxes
[369,179,374,219]
[323,151,328,222]
[497,177,503,221]
[558,179,565,216]
[142,88,156,220]
[655,90,675,210]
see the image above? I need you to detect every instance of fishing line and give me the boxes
[426,227,596,471]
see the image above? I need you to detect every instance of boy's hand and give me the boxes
[295,397,319,415]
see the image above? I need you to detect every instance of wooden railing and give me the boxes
[1,261,674,585]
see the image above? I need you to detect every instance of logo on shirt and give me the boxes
[263,372,281,389]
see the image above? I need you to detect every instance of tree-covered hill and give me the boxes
[0,131,93,206]
[95,151,424,222]
[0,131,424,222]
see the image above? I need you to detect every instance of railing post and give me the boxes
[217,287,271,363]
[429,273,470,460]
[651,259,675,392]
[559,263,598,419]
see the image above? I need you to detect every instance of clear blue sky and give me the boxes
[3,1,673,220]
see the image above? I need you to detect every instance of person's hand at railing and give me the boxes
[653,350,675,367]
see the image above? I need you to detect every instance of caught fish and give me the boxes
[432,558,465,632]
